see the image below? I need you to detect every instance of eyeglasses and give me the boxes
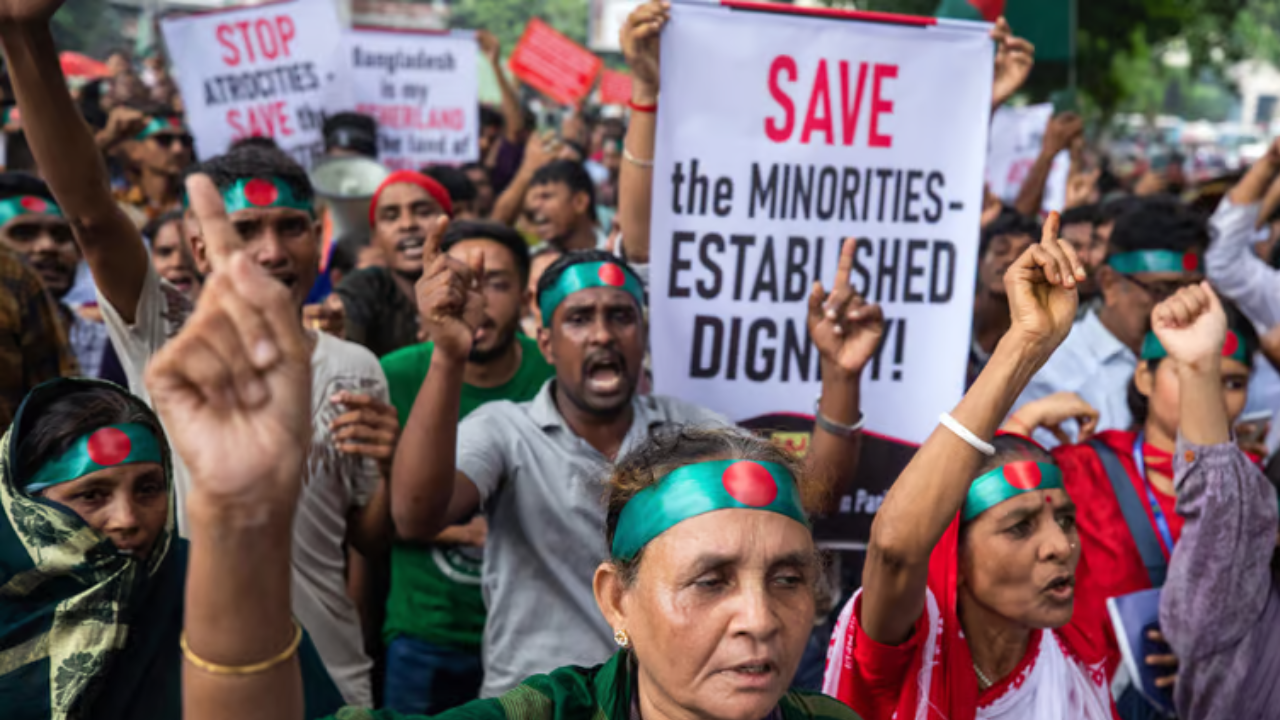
[152,133,194,148]
[1124,274,1198,301]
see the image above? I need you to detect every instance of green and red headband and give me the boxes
[963,461,1065,522]
[25,423,164,494]
[539,261,645,327]
[182,176,315,218]
[1107,250,1202,276]
[0,195,62,227]
[612,459,809,561]
[136,116,188,141]
[1141,330,1251,366]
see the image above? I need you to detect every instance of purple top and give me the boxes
[1159,438,1280,719]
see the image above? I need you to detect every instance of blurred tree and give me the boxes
[450,0,588,55]
[50,0,123,58]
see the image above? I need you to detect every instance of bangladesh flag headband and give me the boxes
[183,176,315,217]
[0,195,62,227]
[963,461,1065,522]
[1108,250,1201,275]
[539,260,645,328]
[611,459,808,561]
[1142,330,1251,366]
[136,116,188,140]
[25,423,164,494]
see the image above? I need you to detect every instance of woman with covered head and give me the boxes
[0,378,342,720]
[149,173,864,720]
[824,214,1115,719]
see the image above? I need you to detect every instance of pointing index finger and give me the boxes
[185,173,242,275]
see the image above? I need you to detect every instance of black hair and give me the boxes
[421,164,477,204]
[461,161,488,177]
[1059,204,1099,228]
[77,79,107,130]
[142,209,184,244]
[329,240,356,278]
[0,172,55,203]
[1126,299,1259,427]
[979,209,1039,260]
[441,220,531,284]
[229,135,281,153]
[479,105,504,131]
[183,145,314,205]
[535,249,644,312]
[322,112,378,158]
[530,160,597,223]
[1096,196,1138,227]
[15,382,167,489]
[561,139,588,162]
[1107,196,1208,257]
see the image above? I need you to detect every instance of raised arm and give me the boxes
[1012,113,1081,217]
[617,1,665,263]
[861,213,1082,645]
[147,176,312,720]
[990,17,1034,112]
[0,9,150,320]
[804,237,885,511]
[490,130,557,227]
[477,30,524,144]
[1153,284,1279,714]
[389,218,486,542]
[1206,139,1280,328]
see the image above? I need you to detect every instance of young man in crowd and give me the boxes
[114,106,193,220]
[0,173,109,376]
[379,219,552,714]
[335,169,452,357]
[392,220,877,696]
[1013,196,1207,445]
[968,210,1038,386]
[461,162,494,218]
[0,242,77,433]
[0,14,404,704]
[522,160,602,251]
[423,165,479,220]
[1058,203,1106,304]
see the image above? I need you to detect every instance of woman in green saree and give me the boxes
[146,177,864,720]
[0,377,345,720]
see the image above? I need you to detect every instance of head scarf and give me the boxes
[369,170,453,225]
[0,379,174,719]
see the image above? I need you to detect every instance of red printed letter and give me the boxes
[216,24,240,66]
[235,21,256,63]
[277,16,296,58]
[765,55,797,143]
[840,61,869,146]
[869,63,897,148]
[227,108,246,139]
[255,19,279,60]
[800,59,833,145]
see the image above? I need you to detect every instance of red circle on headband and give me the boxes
[86,428,132,466]
[1003,462,1043,491]
[1223,331,1240,358]
[168,117,183,130]
[1182,253,1200,272]
[20,197,46,213]
[244,178,278,207]
[598,263,626,287]
[722,461,778,507]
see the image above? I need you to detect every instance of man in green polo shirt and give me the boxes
[379,219,549,714]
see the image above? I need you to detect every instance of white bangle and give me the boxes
[623,147,654,168]
[938,412,995,456]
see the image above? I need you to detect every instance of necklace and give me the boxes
[973,660,994,690]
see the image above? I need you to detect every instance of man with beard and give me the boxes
[967,209,1038,386]
[392,241,880,697]
[0,172,110,377]
[335,170,453,357]
[114,106,194,221]
[377,219,551,714]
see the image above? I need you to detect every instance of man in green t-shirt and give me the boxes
[379,220,551,714]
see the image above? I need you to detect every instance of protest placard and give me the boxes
[987,103,1070,212]
[161,0,350,167]
[508,19,603,106]
[599,68,633,106]
[344,27,479,168]
[649,2,993,543]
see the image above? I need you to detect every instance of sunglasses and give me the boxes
[151,133,194,148]
[1124,274,1198,301]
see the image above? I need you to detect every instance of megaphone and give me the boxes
[310,156,391,250]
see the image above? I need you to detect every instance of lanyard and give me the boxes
[1133,433,1176,555]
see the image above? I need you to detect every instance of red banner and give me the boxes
[508,19,602,105]
[599,68,632,106]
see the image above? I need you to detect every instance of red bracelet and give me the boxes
[628,99,657,113]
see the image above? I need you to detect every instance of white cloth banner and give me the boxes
[343,28,479,168]
[987,103,1070,212]
[161,0,350,168]
[650,4,992,445]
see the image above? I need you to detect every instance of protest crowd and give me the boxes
[3,0,1280,719]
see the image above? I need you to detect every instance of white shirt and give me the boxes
[98,265,380,707]
[1012,309,1137,448]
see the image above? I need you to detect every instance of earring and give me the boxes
[613,629,630,649]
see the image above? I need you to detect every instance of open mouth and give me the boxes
[721,661,777,688]
[1043,574,1075,601]
[270,272,299,290]
[397,235,426,261]
[584,353,626,395]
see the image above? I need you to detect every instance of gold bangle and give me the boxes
[180,620,303,676]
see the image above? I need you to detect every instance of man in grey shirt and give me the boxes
[392,245,879,696]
